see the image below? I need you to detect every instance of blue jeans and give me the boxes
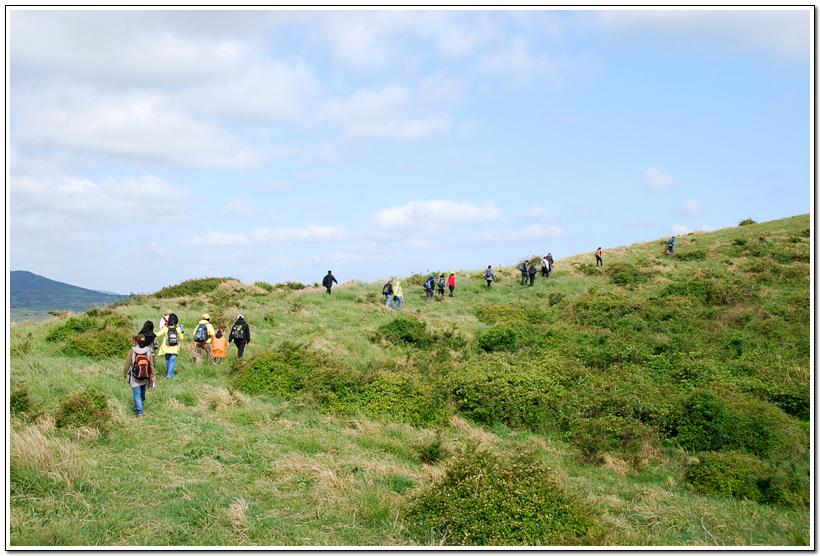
[132,384,147,415]
[393,296,403,309]
[385,294,393,308]
[165,354,177,378]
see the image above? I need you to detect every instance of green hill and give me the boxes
[9,215,811,547]
[10,270,128,322]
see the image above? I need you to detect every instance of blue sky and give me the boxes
[8,8,812,294]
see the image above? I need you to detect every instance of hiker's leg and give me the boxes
[132,385,144,415]
[166,354,176,377]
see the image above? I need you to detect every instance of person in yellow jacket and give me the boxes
[212,328,228,364]
[193,314,216,365]
[155,313,184,378]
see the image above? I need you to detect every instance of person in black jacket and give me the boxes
[527,262,538,287]
[138,320,157,367]
[228,315,251,358]
[322,270,338,294]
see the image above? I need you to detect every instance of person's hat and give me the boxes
[238,314,244,319]
[165,309,173,315]
[202,314,210,320]
[450,271,454,274]
[217,328,223,334]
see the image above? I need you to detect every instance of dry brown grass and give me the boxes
[11,420,84,488]
[200,386,247,411]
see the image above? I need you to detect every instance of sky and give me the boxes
[7,7,813,295]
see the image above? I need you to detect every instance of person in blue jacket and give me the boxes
[667,236,675,255]
[424,274,435,300]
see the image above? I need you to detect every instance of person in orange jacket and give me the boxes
[212,328,228,364]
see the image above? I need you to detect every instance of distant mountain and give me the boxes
[10,271,128,319]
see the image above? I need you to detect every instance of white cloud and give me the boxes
[370,200,503,234]
[470,224,571,245]
[522,205,561,225]
[671,224,692,235]
[478,37,572,89]
[594,9,809,61]
[642,168,678,190]
[674,198,704,216]
[252,225,351,245]
[222,199,255,216]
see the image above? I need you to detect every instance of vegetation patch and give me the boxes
[478,324,522,352]
[405,447,604,546]
[54,388,116,434]
[232,344,319,397]
[10,385,31,415]
[61,328,132,359]
[685,451,766,502]
[154,277,233,299]
[45,308,131,343]
[358,370,450,427]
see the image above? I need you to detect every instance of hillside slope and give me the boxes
[10,270,128,320]
[9,215,811,547]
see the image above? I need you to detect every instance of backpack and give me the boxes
[437,277,446,288]
[519,264,525,272]
[382,283,392,295]
[194,323,209,343]
[528,265,537,275]
[230,324,245,341]
[485,269,493,279]
[131,351,151,381]
[541,259,547,268]
[166,326,179,346]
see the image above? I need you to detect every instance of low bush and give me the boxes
[478,324,521,352]
[665,390,731,452]
[684,451,765,502]
[62,329,132,359]
[232,345,318,397]
[569,291,643,329]
[404,447,604,546]
[154,277,232,299]
[475,303,549,326]
[738,218,757,226]
[675,250,707,261]
[254,281,276,292]
[573,262,603,276]
[724,397,808,460]
[358,370,450,427]
[10,386,31,414]
[733,238,748,246]
[54,388,116,434]
[372,317,431,347]
[275,281,307,291]
[605,262,650,286]
[413,433,448,465]
[45,308,131,343]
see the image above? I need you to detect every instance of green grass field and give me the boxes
[9,214,811,547]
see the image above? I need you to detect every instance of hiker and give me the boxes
[383,279,394,308]
[485,265,496,288]
[123,334,155,418]
[424,274,435,300]
[156,313,183,378]
[667,236,675,255]
[519,261,529,285]
[322,270,338,294]
[540,257,549,278]
[392,280,404,309]
[437,274,446,297]
[596,247,603,267]
[447,272,456,297]
[546,253,554,276]
[228,315,251,359]
[528,261,538,287]
[193,314,215,365]
[159,309,172,330]
[212,328,228,364]
[138,320,157,367]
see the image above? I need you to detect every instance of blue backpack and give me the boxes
[194,323,209,343]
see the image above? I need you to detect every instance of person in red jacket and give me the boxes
[447,272,456,297]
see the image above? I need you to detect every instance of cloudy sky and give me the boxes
[8,8,812,294]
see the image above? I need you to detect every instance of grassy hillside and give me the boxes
[9,215,811,547]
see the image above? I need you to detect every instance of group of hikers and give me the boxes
[517,253,555,287]
[123,311,251,417]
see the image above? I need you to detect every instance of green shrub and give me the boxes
[371,317,430,347]
[10,386,31,414]
[413,433,448,465]
[666,390,731,452]
[570,291,643,329]
[573,262,602,276]
[684,451,765,502]
[45,308,131,343]
[757,457,810,507]
[733,238,748,246]
[675,250,707,261]
[154,277,232,298]
[405,448,603,546]
[605,262,649,286]
[738,218,757,226]
[475,303,549,325]
[358,370,450,427]
[547,292,565,306]
[275,281,307,291]
[478,325,521,352]
[54,388,115,433]
[263,312,277,326]
[232,345,318,396]
[725,397,808,460]
[62,329,132,359]
[10,337,32,357]
[254,281,276,292]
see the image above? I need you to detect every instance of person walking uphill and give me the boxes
[138,320,157,367]
[667,236,675,256]
[596,247,603,267]
[528,261,538,287]
[392,280,404,309]
[322,270,338,294]
[212,329,228,364]
[546,253,554,276]
[447,272,456,297]
[485,266,496,288]
[437,274,446,297]
[519,261,529,285]
[193,314,215,365]
[424,274,435,300]
[123,334,155,417]
[228,315,251,359]
[156,313,183,378]
[383,279,394,308]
